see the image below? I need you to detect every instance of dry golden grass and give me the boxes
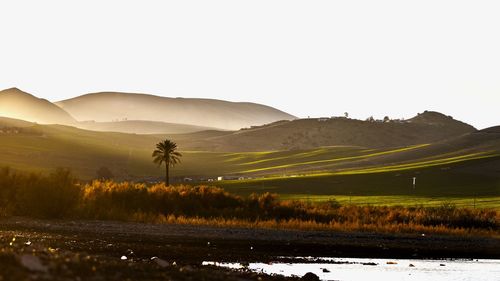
[0,168,498,237]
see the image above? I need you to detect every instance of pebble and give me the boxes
[151,257,169,268]
[20,255,48,273]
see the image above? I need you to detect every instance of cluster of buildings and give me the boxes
[0,127,21,134]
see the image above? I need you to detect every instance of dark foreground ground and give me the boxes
[0,217,498,281]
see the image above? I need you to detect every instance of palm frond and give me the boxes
[152,139,182,168]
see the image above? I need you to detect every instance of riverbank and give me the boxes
[0,217,498,280]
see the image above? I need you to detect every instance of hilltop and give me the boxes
[0,88,76,125]
[172,111,476,151]
[56,92,297,130]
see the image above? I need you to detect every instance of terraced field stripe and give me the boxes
[334,152,499,175]
[240,144,430,173]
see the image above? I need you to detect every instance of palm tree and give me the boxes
[152,139,182,185]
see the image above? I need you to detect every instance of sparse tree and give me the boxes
[96,166,114,181]
[344,112,349,118]
[152,139,182,185]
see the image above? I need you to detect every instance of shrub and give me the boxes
[15,168,81,218]
[0,168,497,235]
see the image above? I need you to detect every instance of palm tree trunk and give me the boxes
[165,164,169,186]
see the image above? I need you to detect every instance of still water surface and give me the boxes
[204,257,500,281]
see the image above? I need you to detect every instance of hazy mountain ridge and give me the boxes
[0,88,76,125]
[56,92,297,130]
[0,88,297,134]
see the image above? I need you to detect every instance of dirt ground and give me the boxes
[0,217,498,280]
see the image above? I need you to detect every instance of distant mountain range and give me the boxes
[0,88,296,132]
[0,88,76,125]
[0,86,498,186]
[56,91,297,130]
[0,87,483,150]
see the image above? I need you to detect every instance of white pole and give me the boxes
[412,177,416,189]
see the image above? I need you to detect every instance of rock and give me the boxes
[301,272,320,281]
[409,264,415,267]
[322,268,330,273]
[440,264,446,266]
[19,255,48,273]
[386,261,398,265]
[179,265,193,272]
[151,257,169,268]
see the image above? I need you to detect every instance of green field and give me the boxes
[280,195,500,209]
[0,123,499,208]
[216,155,500,208]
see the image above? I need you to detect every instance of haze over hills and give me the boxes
[0,87,296,134]
[0,88,76,125]
[172,111,477,152]
[1,86,497,187]
[56,92,297,130]
[78,120,217,135]
[0,117,34,128]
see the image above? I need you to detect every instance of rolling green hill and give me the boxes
[0,118,498,207]
[170,111,476,151]
[1,87,496,207]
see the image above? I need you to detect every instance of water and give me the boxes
[203,257,500,281]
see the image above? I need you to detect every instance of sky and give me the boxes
[1,0,499,129]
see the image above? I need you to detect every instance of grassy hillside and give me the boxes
[0,88,76,125]
[56,91,296,130]
[218,156,500,196]
[0,124,163,178]
[170,111,476,151]
[0,121,497,181]
[214,129,500,206]
[0,120,498,207]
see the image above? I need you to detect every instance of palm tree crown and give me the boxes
[152,139,182,185]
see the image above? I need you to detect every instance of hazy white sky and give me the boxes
[1,0,499,129]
